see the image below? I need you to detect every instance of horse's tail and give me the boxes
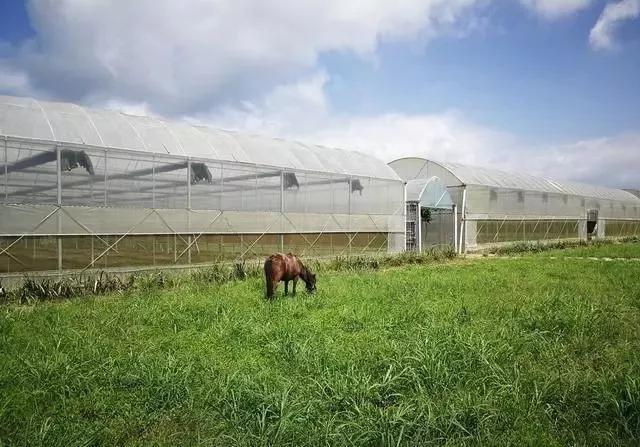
[264,258,274,299]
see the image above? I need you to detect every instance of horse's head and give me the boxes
[303,269,317,293]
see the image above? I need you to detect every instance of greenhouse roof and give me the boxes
[394,157,640,203]
[0,95,400,180]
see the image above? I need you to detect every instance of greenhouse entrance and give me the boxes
[587,209,599,240]
[405,177,457,252]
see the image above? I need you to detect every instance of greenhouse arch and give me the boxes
[0,95,405,276]
[389,157,640,252]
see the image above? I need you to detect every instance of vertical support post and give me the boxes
[152,154,155,209]
[187,158,192,267]
[464,216,468,254]
[417,204,423,253]
[103,149,108,206]
[220,162,224,208]
[453,204,458,253]
[348,176,352,256]
[279,171,284,252]
[403,181,407,252]
[459,187,467,254]
[3,136,7,201]
[219,163,224,260]
[56,145,62,274]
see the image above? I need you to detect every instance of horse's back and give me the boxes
[265,253,301,280]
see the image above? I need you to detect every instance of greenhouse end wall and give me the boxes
[0,136,405,276]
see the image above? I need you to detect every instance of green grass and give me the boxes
[485,237,640,257]
[1,248,640,445]
[536,241,640,259]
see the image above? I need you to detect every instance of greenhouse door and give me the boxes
[406,202,419,251]
[423,208,455,249]
[587,209,598,240]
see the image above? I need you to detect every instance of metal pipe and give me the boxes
[104,150,108,206]
[453,204,458,253]
[187,159,192,266]
[3,136,7,201]
[459,187,466,254]
[280,170,284,251]
[403,181,407,252]
[56,146,62,274]
[417,204,422,253]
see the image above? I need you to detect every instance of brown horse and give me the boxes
[264,253,316,299]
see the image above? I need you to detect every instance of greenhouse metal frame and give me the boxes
[389,157,640,253]
[0,96,405,276]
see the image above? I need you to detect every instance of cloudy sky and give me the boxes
[1,0,639,188]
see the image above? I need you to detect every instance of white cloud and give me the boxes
[0,67,33,97]
[0,0,637,190]
[0,0,486,115]
[202,72,512,163]
[522,134,640,188]
[204,73,640,189]
[519,0,593,19]
[590,0,640,50]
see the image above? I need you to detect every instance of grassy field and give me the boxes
[536,240,640,259]
[1,247,640,445]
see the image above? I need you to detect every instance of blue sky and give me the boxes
[322,2,640,144]
[0,0,639,186]
[0,0,32,44]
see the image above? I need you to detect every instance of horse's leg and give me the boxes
[292,278,298,296]
[284,281,289,296]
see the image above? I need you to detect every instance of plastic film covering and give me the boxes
[389,157,640,219]
[0,128,404,273]
[390,157,640,250]
[406,177,453,209]
[0,142,405,228]
[0,95,400,180]
[390,158,640,206]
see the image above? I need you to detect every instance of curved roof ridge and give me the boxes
[391,156,639,203]
[0,94,400,181]
[438,159,640,203]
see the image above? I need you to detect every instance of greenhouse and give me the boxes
[389,157,640,252]
[0,95,404,276]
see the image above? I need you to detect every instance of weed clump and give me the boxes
[326,248,456,271]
